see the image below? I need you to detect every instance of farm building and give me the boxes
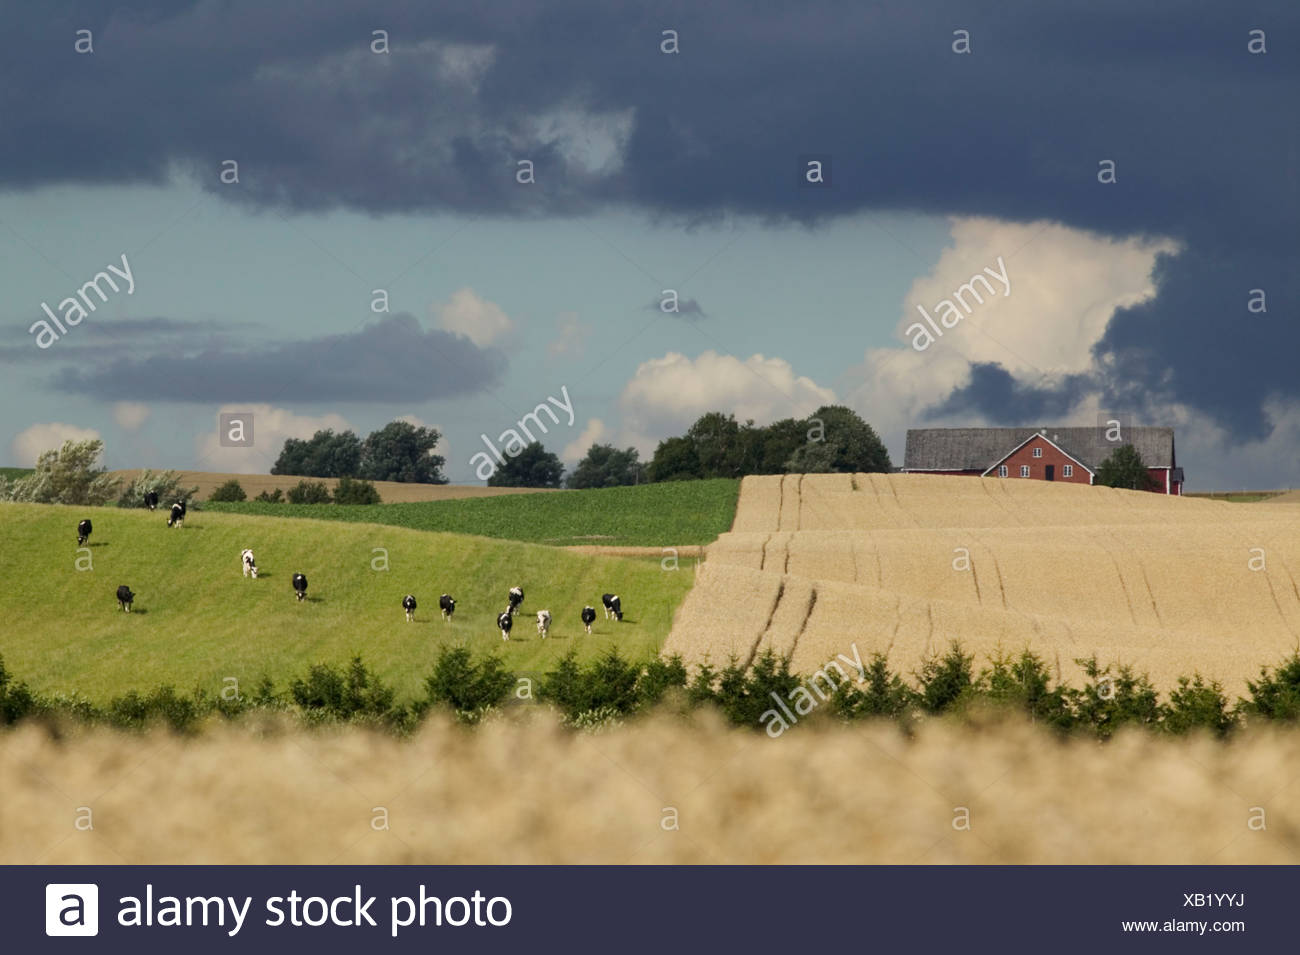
[902,427,1184,494]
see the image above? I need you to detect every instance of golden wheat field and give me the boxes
[3,714,1298,864]
[109,470,554,503]
[664,474,1300,696]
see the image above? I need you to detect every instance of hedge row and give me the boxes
[3,645,1300,739]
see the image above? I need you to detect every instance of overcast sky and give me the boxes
[1,1,1295,488]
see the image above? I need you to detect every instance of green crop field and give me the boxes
[0,502,696,704]
[205,478,740,546]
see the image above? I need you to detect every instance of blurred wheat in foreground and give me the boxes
[4,712,1298,864]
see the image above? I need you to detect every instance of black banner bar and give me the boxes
[8,866,1286,952]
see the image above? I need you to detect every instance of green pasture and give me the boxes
[0,502,695,704]
[204,478,740,546]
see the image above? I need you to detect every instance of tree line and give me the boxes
[487,404,894,489]
[271,420,447,484]
[262,405,891,489]
[0,420,1166,503]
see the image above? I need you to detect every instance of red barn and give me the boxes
[902,427,1184,494]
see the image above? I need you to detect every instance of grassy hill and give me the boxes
[0,502,695,704]
[0,467,33,481]
[205,478,740,546]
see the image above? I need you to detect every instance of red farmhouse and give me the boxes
[902,427,1184,495]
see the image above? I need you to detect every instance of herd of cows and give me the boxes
[78,498,627,640]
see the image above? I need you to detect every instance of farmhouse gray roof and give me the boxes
[903,427,1176,472]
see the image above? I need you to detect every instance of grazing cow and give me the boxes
[402,594,417,622]
[144,490,159,511]
[292,573,308,602]
[116,584,134,612]
[439,594,456,621]
[167,501,186,528]
[536,610,551,639]
[77,519,92,546]
[497,610,513,641]
[581,606,596,634]
[602,593,623,621]
[507,586,524,615]
[241,548,258,578]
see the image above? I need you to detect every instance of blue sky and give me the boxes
[2,2,1296,488]
[0,180,951,481]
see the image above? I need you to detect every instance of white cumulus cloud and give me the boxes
[194,405,352,473]
[843,216,1178,459]
[548,311,590,359]
[562,418,609,462]
[11,423,104,466]
[113,402,151,431]
[431,287,514,347]
[618,351,835,453]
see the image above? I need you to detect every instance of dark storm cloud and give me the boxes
[926,363,1098,424]
[644,297,707,320]
[0,317,251,364]
[4,1,1297,431]
[51,314,501,402]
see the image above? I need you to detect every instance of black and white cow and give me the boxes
[292,573,308,602]
[77,519,93,546]
[602,593,623,621]
[507,586,524,615]
[439,594,456,621]
[167,501,186,528]
[581,606,596,634]
[144,490,159,511]
[116,584,134,612]
[536,610,551,639]
[241,548,258,578]
[497,610,513,641]
[402,594,417,622]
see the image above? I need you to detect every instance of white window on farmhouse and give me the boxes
[1032,447,1043,458]
[1020,465,1030,477]
[1063,464,1073,477]
[998,465,1008,477]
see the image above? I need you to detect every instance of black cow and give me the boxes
[77,519,92,546]
[497,610,513,641]
[116,584,134,612]
[439,594,456,622]
[581,606,596,634]
[144,490,159,511]
[167,501,186,528]
[402,594,417,622]
[507,586,524,614]
[292,573,308,602]
[602,593,623,621]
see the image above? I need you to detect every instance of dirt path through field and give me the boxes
[562,545,706,558]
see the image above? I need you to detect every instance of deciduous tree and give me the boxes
[1096,444,1156,491]
[271,429,363,478]
[567,444,645,489]
[487,442,564,488]
[361,421,447,484]
[4,439,120,505]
